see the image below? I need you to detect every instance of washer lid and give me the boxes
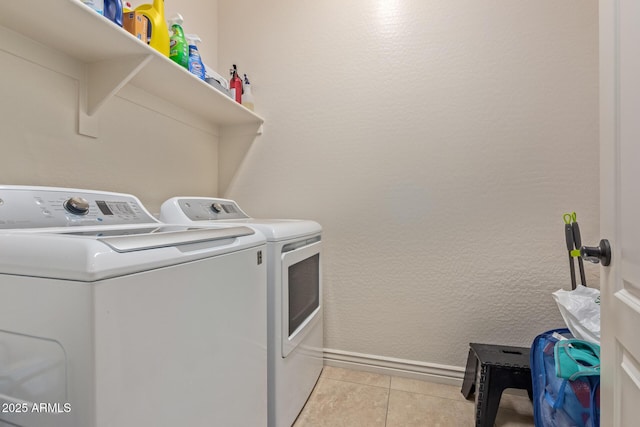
[0,225,263,281]
[69,225,255,252]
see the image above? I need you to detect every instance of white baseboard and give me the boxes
[323,348,465,387]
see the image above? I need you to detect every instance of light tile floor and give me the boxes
[293,366,535,427]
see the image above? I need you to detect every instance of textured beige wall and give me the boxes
[219,0,600,366]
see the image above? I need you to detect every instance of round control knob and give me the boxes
[64,196,90,215]
[211,203,223,214]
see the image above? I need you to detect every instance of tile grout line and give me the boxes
[325,374,476,404]
[384,377,391,427]
[321,377,392,390]
[390,389,476,404]
[383,391,390,427]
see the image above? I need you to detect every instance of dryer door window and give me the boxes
[288,253,319,336]
[281,240,322,358]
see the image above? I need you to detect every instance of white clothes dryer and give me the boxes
[0,186,267,427]
[161,197,323,427]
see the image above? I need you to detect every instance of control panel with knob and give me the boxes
[211,203,223,214]
[168,198,249,221]
[64,196,90,215]
[0,186,158,229]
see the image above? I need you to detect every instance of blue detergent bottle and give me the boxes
[104,0,123,26]
[185,34,206,80]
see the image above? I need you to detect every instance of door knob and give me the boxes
[580,239,611,266]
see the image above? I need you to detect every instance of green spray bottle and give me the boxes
[168,14,188,69]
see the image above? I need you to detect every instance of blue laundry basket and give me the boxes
[530,328,600,427]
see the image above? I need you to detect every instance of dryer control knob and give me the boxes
[211,203,223,213]
[64,196,90,215]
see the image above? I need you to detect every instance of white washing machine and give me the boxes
[161,197,323,427]
[0,186,267,427]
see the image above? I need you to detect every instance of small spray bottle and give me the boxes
[242,74,254,111]
[185,34,206,80]
[229,64,243,104]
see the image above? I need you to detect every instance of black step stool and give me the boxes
[461,343,533,427]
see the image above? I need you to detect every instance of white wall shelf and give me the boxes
[0,0,263,137]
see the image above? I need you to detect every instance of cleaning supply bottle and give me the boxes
[82,0,104,15]
[135,0,170,57]
[168,14,188,69]
[186,34,206,80]
[241,74,254,111]
[229,65,243,104]
[104,0,123,26]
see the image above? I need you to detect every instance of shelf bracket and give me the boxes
[78,54,153,137]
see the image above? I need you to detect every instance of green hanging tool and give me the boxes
[563,212,587,289]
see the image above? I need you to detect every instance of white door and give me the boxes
[599,0,640,425]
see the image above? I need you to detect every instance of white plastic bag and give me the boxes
[552,285,601,344]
